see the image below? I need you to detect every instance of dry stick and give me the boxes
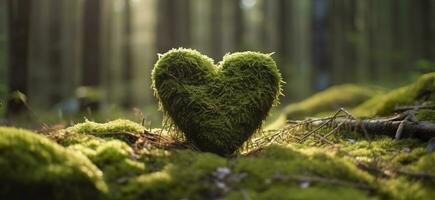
[336,118,435,141]
[299,109,348,143]
[339,108,371,140]
[395,115,411,140]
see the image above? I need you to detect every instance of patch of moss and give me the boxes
[379,177,432,200]
[227,186,373,200]
[340,137,424,165]
[66,119,144,144]
[152,48,283,155]
[412,152,435,173]
[284,84,382,119]
[66,139,146,199]
[0,127,107,199]
[52,131,105,147]
[123,150,227,200]
[353,72,435,117]
[415,109,435,121]
[233,145,374,189]
[266,84,381,130]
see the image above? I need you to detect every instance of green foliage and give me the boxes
[353,72,435,117]
[152,48,283,155]
[0,126,107,199]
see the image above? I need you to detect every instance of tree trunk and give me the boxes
[122,0,133,108]
[6,0,32,117]
[49,0,62,104]
[82,0,101,87]
[233,0,244,51]
[210,0,222,60]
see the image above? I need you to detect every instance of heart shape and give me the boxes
[152,48,282,155]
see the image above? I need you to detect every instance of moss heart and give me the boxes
[152,48,282,155]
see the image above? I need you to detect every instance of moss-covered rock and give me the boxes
[353,72,435,117]
[152,48,282,155]
[68,140,145,200]
[66,119,144,144]
[266,84,381,130]
[0,127,107,199]
[285,84,382,119]
[67,119,144,134]
[123,150,227,200]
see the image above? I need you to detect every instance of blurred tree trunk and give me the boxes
[354,0,370,82]
[311,0,330,91]
[157,0,190,53]
[82,0,101,87]
[81,0,102,111]
[233,0,243,51]
[6,0,32,117]
[49,0,62,104]
[276,0,288,72]
[420,0,435,61]
[122,0,133,108]
[210,0,222,60]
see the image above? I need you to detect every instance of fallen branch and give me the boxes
[309,118,435,141]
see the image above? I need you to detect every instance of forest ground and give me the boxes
[1,73,435,200]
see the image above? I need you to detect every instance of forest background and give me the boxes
[1,0,434,127]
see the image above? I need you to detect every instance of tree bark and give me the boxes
[6,0,32,117]
[122,0,133,108]
[49,0,62,104]
[82,0,101,87]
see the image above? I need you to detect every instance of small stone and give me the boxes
[299,180,310,189]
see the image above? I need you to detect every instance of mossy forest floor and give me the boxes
[1,73,435,200]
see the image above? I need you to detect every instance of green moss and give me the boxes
[353,72,435,117]
[152,48,283,155]
[66,119,144,144]
[54,131,106,147]
[284,84,382,120]
[67,119,144,134]
[379,177,432,200]
[340,137,424,165]
[66,139,146,199]
[233,145,374,189]
[0,127,107,199]
[412,152,435,173]
[415,109,435,121]
[123,150,227,200]
[227,186,373,200]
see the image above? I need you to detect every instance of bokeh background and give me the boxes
[0,0,434,127]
